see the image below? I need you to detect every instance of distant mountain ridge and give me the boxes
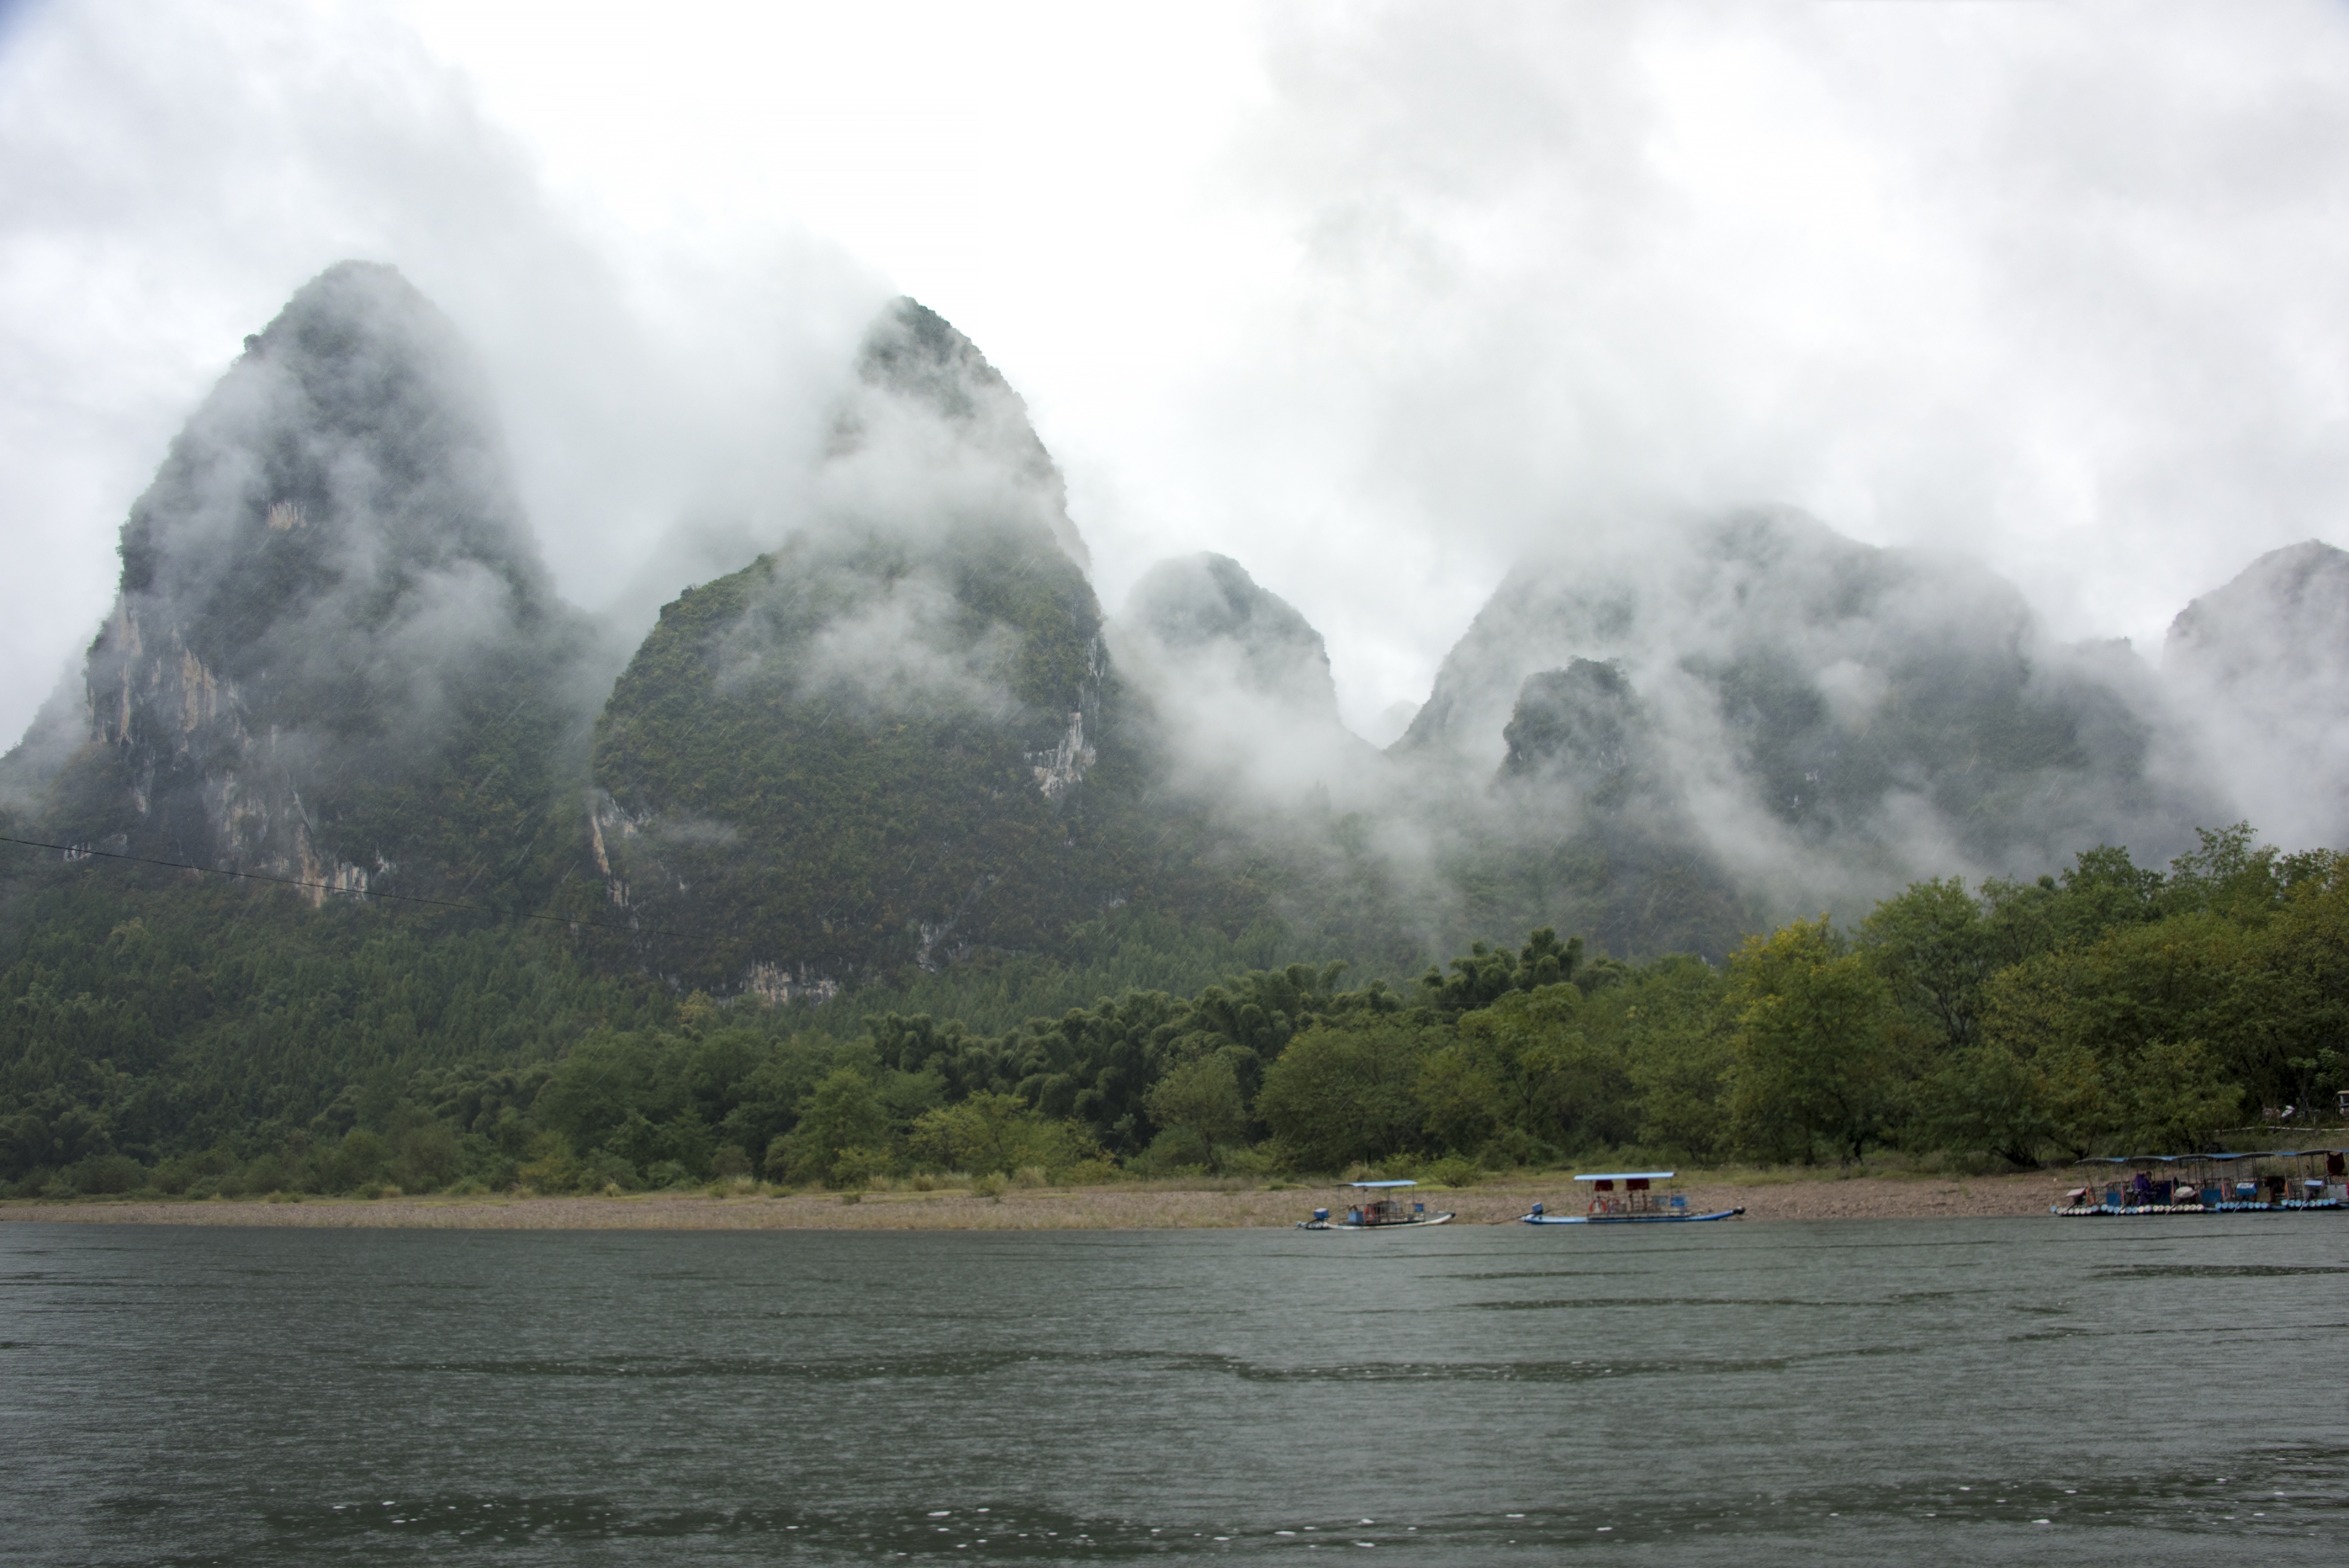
[1397,509,2210,890]
[4,263,2337,997]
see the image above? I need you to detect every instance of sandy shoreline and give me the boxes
[0,1171,2070,1230]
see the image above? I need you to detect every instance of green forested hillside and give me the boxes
[7,823,2341,1200]
[592,531,1140,987]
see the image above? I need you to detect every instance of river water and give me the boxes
[0,1214,2342,1564]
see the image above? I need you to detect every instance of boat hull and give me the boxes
[1519,1208,1744,1224]
[1296,1214,1455,1230]
[2051,1199,2345,1217]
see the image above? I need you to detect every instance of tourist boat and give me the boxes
[1518,1170,1744,1224]
[1296,1179,1455,1229]
[2051,1148,2348,1216]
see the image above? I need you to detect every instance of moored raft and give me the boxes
[2051,1148,2348,1216]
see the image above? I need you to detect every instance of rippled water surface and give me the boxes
[1,1214,2343,1564]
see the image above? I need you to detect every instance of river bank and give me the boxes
[0,1169,2067,1230]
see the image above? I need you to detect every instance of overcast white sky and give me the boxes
[5,0,2348,747]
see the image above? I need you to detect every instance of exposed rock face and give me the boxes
[2165,539,2349,848]
[589,298,1155,992]
[1400,507,2204,889]
[19,262,589,900]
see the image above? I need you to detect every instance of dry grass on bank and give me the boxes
[0,1167,2071,1231]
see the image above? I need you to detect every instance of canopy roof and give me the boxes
[2075,1150,2342,1165]
[1348,1180,1418,1189]
[1574,1171,1675,1182]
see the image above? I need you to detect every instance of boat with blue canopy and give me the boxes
[1296,1179,1455,1229]
[1519,1171,1744,1225]
[2051,1148,2347,1216]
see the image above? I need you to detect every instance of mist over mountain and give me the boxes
[1391,508,2220,922]
[1108,552,1378,807]
[4,261,2337,1005]
[2164,539,2349,854]
[585,301,1251,996]
[2,262,592,905]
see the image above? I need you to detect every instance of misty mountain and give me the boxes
[586,301,1251,996]
[1381,653,1746,963]
[4,262,592,905]
[2163,539,2349,852]
[1395,507,2212,914]
[7,261,2337,1008]
[1108,552,1380,807]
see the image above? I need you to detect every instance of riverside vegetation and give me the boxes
[5,822,2343,1202]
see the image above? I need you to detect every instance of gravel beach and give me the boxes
[0,1170,2067,1230]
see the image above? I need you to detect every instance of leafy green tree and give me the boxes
[1915,1042,2058,1167]
[515,1131,587,1193]
[1255,1020,1437,1171]
[773,1068,891,1185]
[1415,928,1582,1018]
[1143,1052,1248,1172]
[905,1093,1101,1176]
[391,1119,462,1191]
[1978,912,2250,1155]
[2115,1038,2239,1151]
[1585,955,1735,1161]
[1858,877,1997,1050]
[1429,981,1633,1159]
[2231,863,2349,1116]
[1725,918,1902,1164]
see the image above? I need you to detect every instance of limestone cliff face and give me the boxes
[32,262,589,901]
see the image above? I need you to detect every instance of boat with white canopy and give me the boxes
[1518,1171,1744,1225]
[1296,1179,1455,1229]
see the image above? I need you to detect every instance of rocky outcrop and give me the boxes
[19,261,591,902]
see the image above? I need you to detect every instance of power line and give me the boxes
[0,832,655,938]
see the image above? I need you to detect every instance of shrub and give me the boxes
[62,1153,146,1196]
[829,1146,879,1191]
[1424,1155,1479,1188]
[391,1122,463,1192]
[515,1132,587,1193]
